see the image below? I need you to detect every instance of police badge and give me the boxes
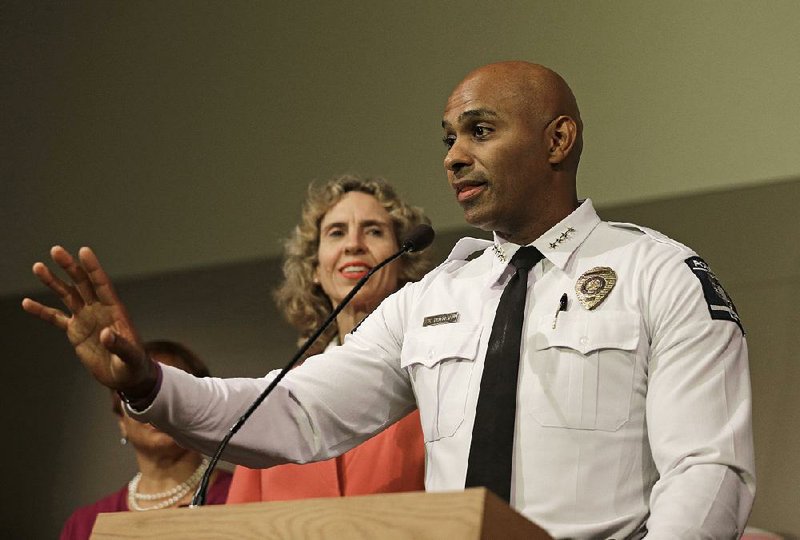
[575,267,617,310]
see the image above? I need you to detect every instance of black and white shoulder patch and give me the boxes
[685,256,744,334]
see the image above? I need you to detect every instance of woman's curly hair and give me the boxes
[275,174,433,351]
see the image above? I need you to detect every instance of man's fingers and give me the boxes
[78,247,120,306]
[100,327,144,366]
[55,247,98,306]
[32,261,84,314]
[21,298,69,330]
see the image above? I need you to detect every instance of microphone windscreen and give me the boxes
[401,224,435,252]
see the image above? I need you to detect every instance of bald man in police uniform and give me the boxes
[25,61,754,539]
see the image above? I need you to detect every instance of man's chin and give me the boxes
[462,207,495,232]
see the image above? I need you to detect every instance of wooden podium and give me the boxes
[91,487,552,539]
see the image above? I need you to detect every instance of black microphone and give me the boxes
[191,224,435,506]
[401,224,435,253]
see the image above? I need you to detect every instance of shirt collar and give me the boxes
[442,199,601,288]
[490,199,601,277]
[445,236,493,262]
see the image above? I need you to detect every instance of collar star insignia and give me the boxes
[492,244,508,263]
[549,227,576,249]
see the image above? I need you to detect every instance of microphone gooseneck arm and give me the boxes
[191,224,434,506]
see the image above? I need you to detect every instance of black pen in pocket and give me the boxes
[552,293,568,329]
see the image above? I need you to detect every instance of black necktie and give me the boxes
[465,245,544,502]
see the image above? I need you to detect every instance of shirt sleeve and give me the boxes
[643,248,755,538]
[128,285,418,469]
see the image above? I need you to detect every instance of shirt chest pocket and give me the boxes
[401,323,482,442]
[528,310,640,432]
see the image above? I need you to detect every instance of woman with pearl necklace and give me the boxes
[59,340,232,540]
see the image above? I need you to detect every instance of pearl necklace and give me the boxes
[126,458,209,511]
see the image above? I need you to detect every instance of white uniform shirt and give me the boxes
[133,200,754,539]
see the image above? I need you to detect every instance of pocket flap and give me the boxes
[401,323,482,368]
[534,310,639,354]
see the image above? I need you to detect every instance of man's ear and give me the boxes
[547,115,578,165]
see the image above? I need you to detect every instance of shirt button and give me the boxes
[579,337,589,345]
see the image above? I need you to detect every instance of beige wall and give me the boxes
[4,1,800,295]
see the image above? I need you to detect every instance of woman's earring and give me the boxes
[120,436,128,446]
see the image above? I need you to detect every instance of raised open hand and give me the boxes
[21,246,156,395]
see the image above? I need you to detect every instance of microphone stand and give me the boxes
[190,246,412,506]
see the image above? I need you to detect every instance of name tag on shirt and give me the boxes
[423,312,460,327]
